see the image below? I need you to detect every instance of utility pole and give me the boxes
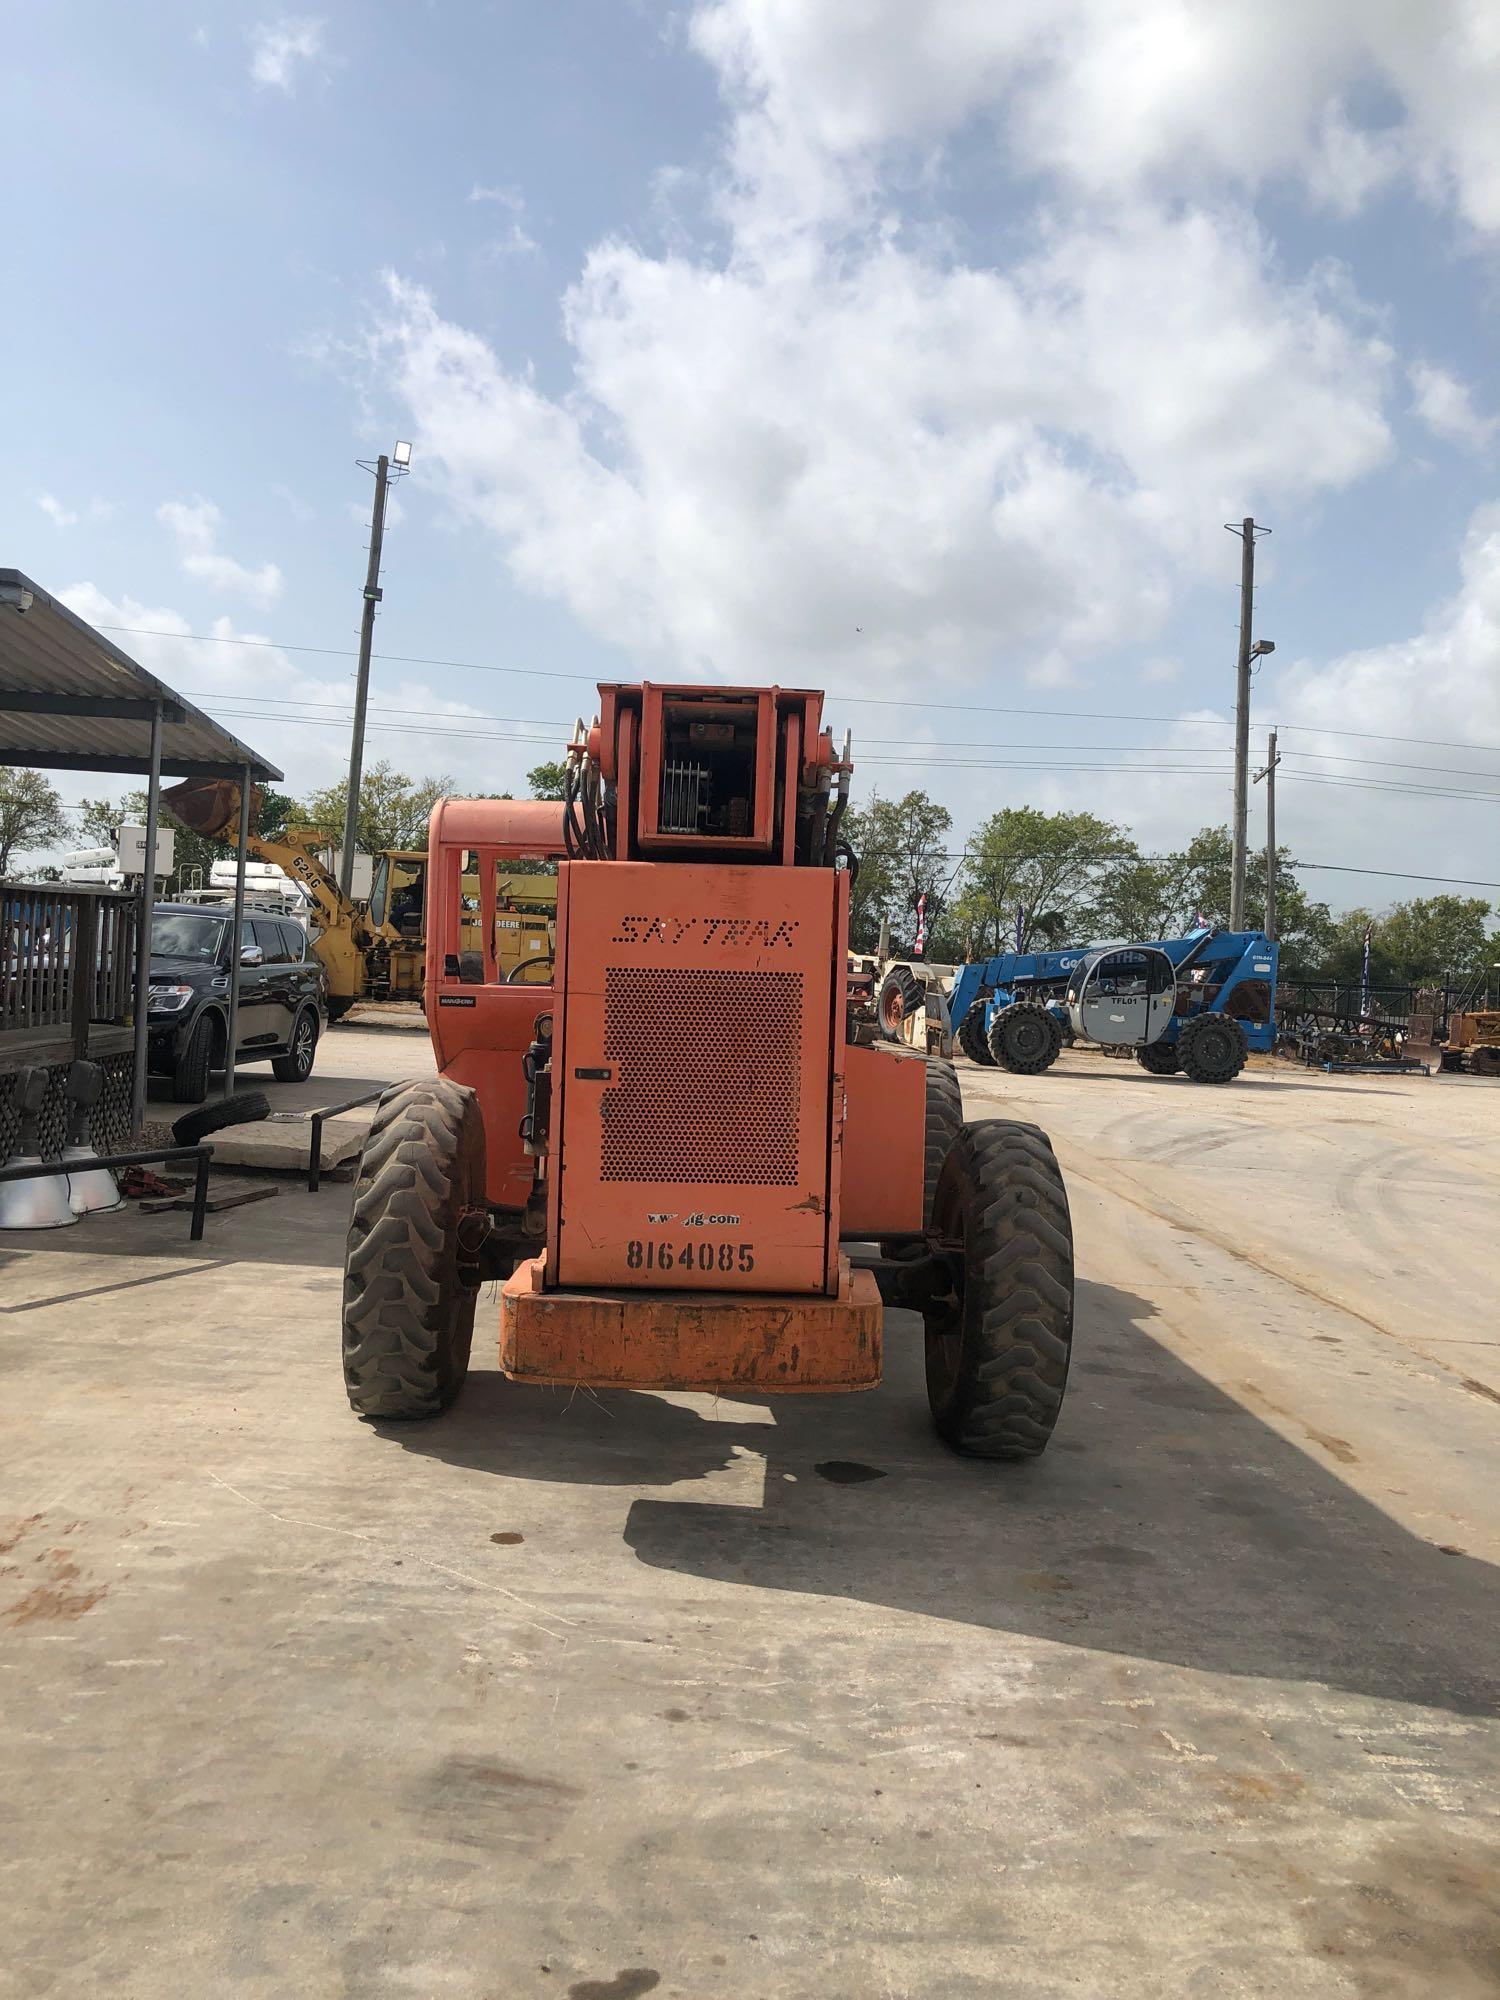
[1224,517,1273,931]
[1255,728,1281,942]
[340,443,411,898]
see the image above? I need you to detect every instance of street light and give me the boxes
[393,440,412,468]
[1251,638,1275,660]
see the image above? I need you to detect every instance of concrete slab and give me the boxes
[146,1021,435,1176]
[0,1052,1496,1997]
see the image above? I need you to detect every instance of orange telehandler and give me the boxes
[340,683,1075,1458]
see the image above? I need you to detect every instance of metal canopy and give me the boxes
[0,570,283,782]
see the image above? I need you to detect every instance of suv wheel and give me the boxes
[272,1010,318,1083]
[171,1016,215,1104]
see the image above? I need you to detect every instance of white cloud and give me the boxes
[1409,360,1497,450]
[37,494,111,528]
[468,183,538,257]
[691,0,1500,232]
[53,585,546,803]
[374,192,1390,683]
[159,498,284,607]
[248,16,324,93]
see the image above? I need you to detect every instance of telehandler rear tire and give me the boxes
[987,1001,1062,1075]
[925,1120,1074,1458]
[1136,1040,1181,1077]
[342,1078,486,1420]
[1178,1014,1248,1085]
[957,1002,996,1066]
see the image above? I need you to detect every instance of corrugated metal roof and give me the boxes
[0,570,283,781]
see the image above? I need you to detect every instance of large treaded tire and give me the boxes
[342,1078,485,1420]
[1178,1013,1248,1085]
[957,1001,996,1066]
[987,1000,1063,1075]
[925,1120,1074,1459]
[877,966,923,1042]
[1136,1040,1181,1077]
[922,1060,963,1222]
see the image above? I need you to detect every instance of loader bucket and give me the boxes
[163,776,260,840]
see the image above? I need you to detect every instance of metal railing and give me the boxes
[0,1143,213,1240]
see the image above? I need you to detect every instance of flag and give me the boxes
[1014,903,1026,952]
[914,892,927,958]
[1360,921,1372,1018]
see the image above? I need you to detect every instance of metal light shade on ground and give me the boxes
[61,1147,124,1216]
[0,1160,78,1230]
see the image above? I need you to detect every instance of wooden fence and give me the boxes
[1,884,138,1047]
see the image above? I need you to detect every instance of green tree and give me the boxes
[952,807,1133,956]
[1321,896,1494,987]
[843,790,952,952]
[300,760,453,852]
[74,796,122,844]
[0,768,70,878]
[526,759,570,801]
[1167,825,1334,975]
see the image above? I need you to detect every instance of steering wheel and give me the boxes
[506,956,555,985]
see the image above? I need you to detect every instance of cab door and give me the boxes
[1073,948,1163,1047]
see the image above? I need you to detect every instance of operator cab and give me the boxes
[1068,945,1177,1048]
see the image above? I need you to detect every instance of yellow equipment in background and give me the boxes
[163,780,556,1019]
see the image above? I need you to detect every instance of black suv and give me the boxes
[147,904,330,1103]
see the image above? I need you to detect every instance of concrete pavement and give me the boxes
[1,1048,1497,1997]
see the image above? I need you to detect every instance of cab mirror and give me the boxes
[240,943,265,967]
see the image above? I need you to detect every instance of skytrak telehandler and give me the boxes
[340,683,1077,1459]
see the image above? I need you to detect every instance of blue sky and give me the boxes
[6,2,1500,906]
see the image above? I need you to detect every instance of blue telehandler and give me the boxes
[949,928,1279,1084]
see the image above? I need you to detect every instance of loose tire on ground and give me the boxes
[877,966,924,1042]
[171,1015,216,1103]
[987,1000,1063,1075]
[1136,1040,1182,1077]
[170,1089,270,1147]
[272,1009,319,1082]
[957,1001,996,1066]
[1178,1013,1248,1084]
[342,1078,485,1421]
[925,1119,1074,1458]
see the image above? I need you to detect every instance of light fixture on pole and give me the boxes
[340,442,413,899]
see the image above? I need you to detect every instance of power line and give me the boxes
[188,684,1500,784]
[1294,862,1500,891]
[96,621,1500,756]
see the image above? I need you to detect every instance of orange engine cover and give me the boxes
[550,861,843,1295]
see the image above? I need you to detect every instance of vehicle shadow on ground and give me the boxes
[387,1278,1500,1720]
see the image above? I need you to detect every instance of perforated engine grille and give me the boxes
[601,968,802,1184]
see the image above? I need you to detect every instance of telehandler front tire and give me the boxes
[342,1078,486,1420]
[987,1001,1063,1075]
[1178,1014,1248,1085]
[925,1120,1074,1459]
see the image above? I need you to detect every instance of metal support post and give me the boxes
[129,703,163,1136]
[1263,728,1280,942]
[224,764,252,1097]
